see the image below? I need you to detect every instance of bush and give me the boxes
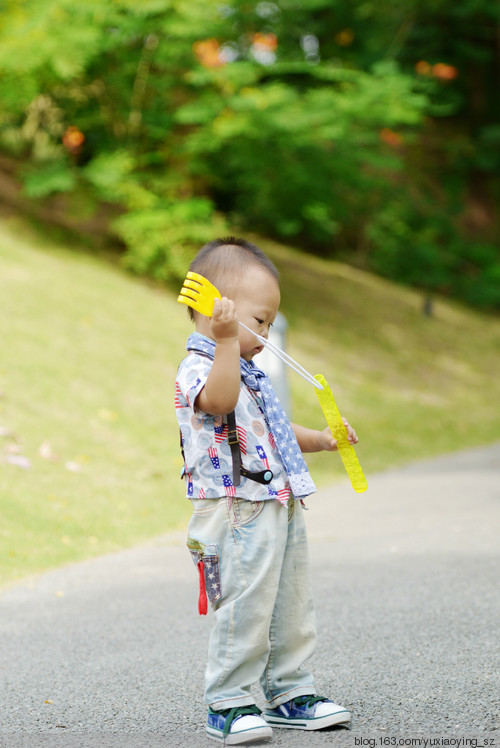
[114,199,227,282]
[368,202,500,309]
[0,0,499,309]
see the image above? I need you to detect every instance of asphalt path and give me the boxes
[1,443,499,748]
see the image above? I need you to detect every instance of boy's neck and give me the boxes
[193,328,214,342]
[194,319,214,340]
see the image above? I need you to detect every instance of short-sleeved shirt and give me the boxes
[175,352,291,503]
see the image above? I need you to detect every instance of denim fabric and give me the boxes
[187,497,317,710]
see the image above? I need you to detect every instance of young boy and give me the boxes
[175,237,358,745]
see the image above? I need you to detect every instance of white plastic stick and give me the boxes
[238,322,323,390]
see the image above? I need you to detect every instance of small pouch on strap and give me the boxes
[187,538,222,614]
[197,560,208,615]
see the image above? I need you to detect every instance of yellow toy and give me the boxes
[178,272,321,388]
[178,271,367,493]
[314,374,368,493]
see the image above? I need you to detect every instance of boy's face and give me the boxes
[233,266,281,361]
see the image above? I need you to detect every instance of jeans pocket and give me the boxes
[190,498,219,516]
[231,498,264,527]
[187,537,222,609]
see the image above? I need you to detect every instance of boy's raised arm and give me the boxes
[195,298,242,416]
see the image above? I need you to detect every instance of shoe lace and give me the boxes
[293,695,328,709]
[211,704,262,737]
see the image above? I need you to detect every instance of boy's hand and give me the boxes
[210,297,239,343]
[320,417,359,452]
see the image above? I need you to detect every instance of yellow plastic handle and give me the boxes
[314,374,368,493]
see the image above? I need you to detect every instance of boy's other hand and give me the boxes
[320,418,359,451]
[210,297,239,343]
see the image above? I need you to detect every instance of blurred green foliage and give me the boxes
[0,0,499,306]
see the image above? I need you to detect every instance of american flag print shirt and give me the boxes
[175,352,292,504]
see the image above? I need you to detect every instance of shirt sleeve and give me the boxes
[176,354,213,410]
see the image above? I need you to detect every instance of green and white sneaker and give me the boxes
[207,704,273,744]
[265,695,351,730]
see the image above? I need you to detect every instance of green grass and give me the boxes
[1,217,500,587]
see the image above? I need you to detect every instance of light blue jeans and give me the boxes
[187,497,317,710]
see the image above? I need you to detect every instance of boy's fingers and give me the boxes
[212,297,221,318]
[218,297,235,318]
[341,417,358,444]
[213,297,228,320]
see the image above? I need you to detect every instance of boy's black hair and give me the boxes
[187,236,279,321]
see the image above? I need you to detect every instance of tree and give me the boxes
[0,0,498,307]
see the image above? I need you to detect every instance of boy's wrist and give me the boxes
[316,430,327,451]
[317,427,336,452]
[214,335,240,348]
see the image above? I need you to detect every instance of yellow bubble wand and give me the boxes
[178,271,367,493]
[313,374,367,493]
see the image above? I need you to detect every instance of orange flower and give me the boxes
[379,128,403,148]
[335,29,354,47]
[252,32,278,51]
[415,60,431,76]
[432,63,458,81]
[193,39,225,68]
[62,126,85,154]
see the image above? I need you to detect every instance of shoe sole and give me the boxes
[265,710,351,731]
[206,725,273,744]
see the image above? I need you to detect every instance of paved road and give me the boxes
[1,444,499,747]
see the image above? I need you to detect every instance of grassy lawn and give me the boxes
[1,216,500,587]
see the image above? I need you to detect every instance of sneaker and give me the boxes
[206,704,273,744]
[265,695,351,731]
